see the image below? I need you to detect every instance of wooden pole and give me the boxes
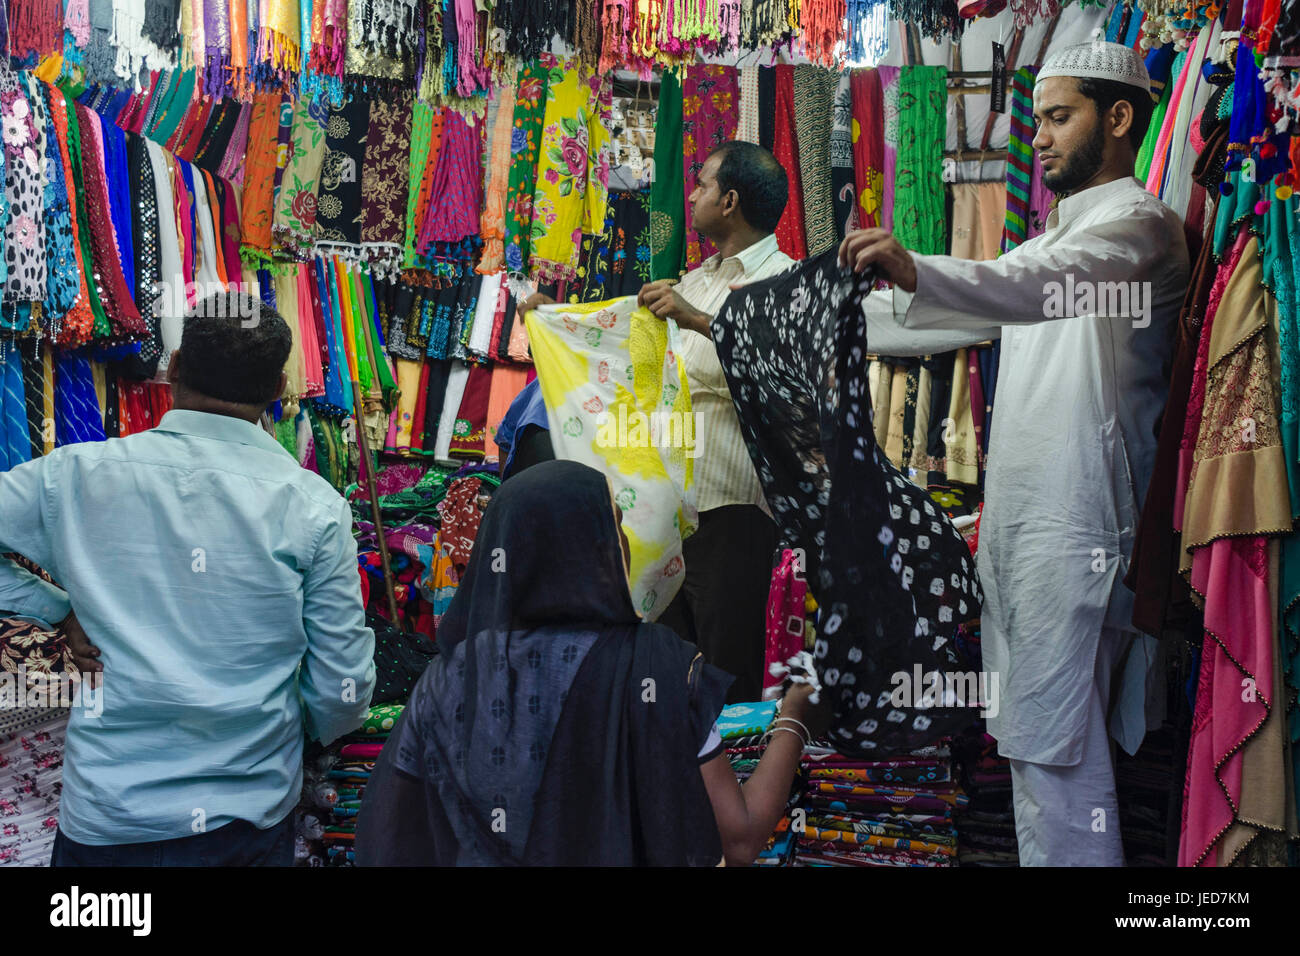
[352,381,403,625]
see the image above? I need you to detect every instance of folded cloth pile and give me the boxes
[296,704,404,866]
[952,730,1019,866]
[795,742,966,867]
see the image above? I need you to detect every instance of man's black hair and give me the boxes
[176,293,291,406]
[708,141,789,233]
[1076,77,1155,151]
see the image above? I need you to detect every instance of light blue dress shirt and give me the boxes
[0,409,376,845]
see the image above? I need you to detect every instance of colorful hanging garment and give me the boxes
[314,91,370,253]
[681,64,739,268]
[527,63,611,283]
[273,95,327,254]
[503,58,552,275]
[793,64,840,256]
[894,65,947,256]
[850,68,884,231]
[880,64,899,233]
[650,67,685,280]
[359,88,412,266]
[525,295,696,620]
[0,75,42,309]
[478,79,517,273]
[772,64,807,259]
[416,109,481,253]
[239,91,282,259]
[764,548,809,696]
[829,70,856,240]
[1003,66,1034,254]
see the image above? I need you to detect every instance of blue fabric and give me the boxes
[0,409,376,845]
[315,258,351,414]
[0,349,29,472]
[494,378,548,477]
[52,352,106,447]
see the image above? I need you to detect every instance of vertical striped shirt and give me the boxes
[672,233,794,513]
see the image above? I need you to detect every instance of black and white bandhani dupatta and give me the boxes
[713,249,983,754]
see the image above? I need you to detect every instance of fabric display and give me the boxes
[525,296,696,620]
[296,702,405,866]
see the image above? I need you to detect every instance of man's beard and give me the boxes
[1043,120,1106,195]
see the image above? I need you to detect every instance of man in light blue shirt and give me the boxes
[0,293,375,866]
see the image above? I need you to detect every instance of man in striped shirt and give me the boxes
[637,142,794,702]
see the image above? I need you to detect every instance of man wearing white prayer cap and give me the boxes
[839,40,1190,866]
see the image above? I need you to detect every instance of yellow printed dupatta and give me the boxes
[525,297,696,620]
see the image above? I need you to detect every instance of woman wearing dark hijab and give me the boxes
[356,459,817,866]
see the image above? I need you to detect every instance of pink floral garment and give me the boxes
[0,73,45,303]
[0,714,67,867]
[681,65,739,268]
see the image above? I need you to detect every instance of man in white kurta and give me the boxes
[843,42,1191,865]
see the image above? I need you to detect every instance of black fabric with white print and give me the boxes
[714,248,983,754]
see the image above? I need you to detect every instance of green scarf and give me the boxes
[503,58,552,276]
[650,68,686,280]
[893,65,948,256]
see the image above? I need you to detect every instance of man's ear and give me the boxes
[276,370,288,400]
[165,350,181,384]
[722,189,739,216]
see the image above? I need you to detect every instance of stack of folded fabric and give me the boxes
[952,730,1019,866]
[795,742,966,867]
[295,703,404,866]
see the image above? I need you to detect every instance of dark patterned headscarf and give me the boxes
[713,249,983,754]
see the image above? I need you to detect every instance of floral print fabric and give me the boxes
[273,95,328,254]
[681,64,738,268]
[527,60,611,283]
[503,57,551,275]
[524,296,696,620]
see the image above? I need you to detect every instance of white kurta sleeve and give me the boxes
[898,214,1165,330]
[861,286,1001,357]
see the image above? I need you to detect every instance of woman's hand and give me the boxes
[838,228,918,293]
[780,680,831,740]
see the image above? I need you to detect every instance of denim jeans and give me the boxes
[50,815,294,867]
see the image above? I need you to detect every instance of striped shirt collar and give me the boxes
[700,233,783,277]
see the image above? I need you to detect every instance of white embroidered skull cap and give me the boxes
[1037,41,1151,93]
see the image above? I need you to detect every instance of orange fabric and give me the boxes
[240,91,281,252]
[483,365,530,459]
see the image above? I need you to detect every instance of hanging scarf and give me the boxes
[879,64,900,232]
[850,68,884,231]
[403,101,438,269]
[273,95,327,254]
[794,64,840,257]
[313,91,370,253]
[1001,66,1036,254]
[712,249,983,753]
[478,79,517,274]
[76,101,146,341]
[846,0,888,64]
[503,58,552,276]
[829,70,856,240]
[416,108,481,252]
[772,64,807,259]
[526,65,610,284]
[494,0,572,60]
[894,65,947,256]
[8,0,65,63]
[650,67,685,279]
[358,87,412,265]
[681,64,739,268]
[238,91,281,260]
[0,76,44,310]
[32,79,77,338]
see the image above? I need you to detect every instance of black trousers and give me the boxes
[658,504,779,704]
[50,815,295,867]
